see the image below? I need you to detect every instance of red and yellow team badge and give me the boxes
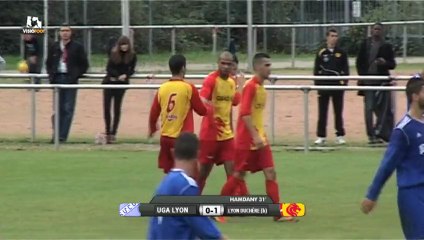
[280,203,305,217]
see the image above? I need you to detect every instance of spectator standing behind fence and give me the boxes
[101,36,137,144]
[356,22,396,144]
[313,28,349,146]
[46,23,89,143]
[23,33,42,85]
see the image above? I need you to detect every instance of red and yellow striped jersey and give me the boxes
[235,76,268,150]
[199,71,240,141]
[149,79,207,138]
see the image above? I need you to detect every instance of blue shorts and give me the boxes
[398,185,424,239]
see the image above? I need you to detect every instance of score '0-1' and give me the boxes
[198,205,225,216]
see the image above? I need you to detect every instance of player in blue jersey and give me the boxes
[361,78,424,239]
[147,132,226,240]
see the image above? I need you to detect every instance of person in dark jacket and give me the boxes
[313,28,349,145]
[23,33,42,85]
[102,35,137,143]
[46,23,89,143]
[356,22,396,144]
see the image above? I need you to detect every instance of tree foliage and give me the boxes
[0,0,422,56]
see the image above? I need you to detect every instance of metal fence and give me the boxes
[0,73,412,152]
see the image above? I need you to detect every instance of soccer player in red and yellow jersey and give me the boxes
[197,51,243,194]
[148,54,207,174]
[220,53,294,222]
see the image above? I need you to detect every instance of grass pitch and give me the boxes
[0,147,403,239]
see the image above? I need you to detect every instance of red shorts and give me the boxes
[234,145,274,173]
[199,139,235,166]
[158,136,176,173]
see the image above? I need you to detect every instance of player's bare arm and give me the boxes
[231,76,244,106]
[361,198,377,214]
[235,72,246,94]
[201,96,212,106]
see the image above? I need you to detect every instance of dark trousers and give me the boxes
[364,90,378,139]
[28,62,41,84]
[52,74,77,141]
[364,89,394,142]
[103,89,126,135]
[316,90,345,138]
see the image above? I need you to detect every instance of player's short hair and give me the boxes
[169,54,186,75]
[326,28,337,36]
[218,51,233,62]
[60,23,71,29]
[252,52,271,68]
[174,133,199,161]
[373,22,383,28]
[406,75,424,104]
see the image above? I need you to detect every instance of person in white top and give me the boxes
[46,23,88,143]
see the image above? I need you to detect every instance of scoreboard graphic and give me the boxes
[119,195,305,218]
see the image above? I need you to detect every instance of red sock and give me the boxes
[192,165,199,181]
[266,180,280,203]
[225,174,241,195]
[197,179,206,195]
[238,180,249,195]
[221,176,239,196]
